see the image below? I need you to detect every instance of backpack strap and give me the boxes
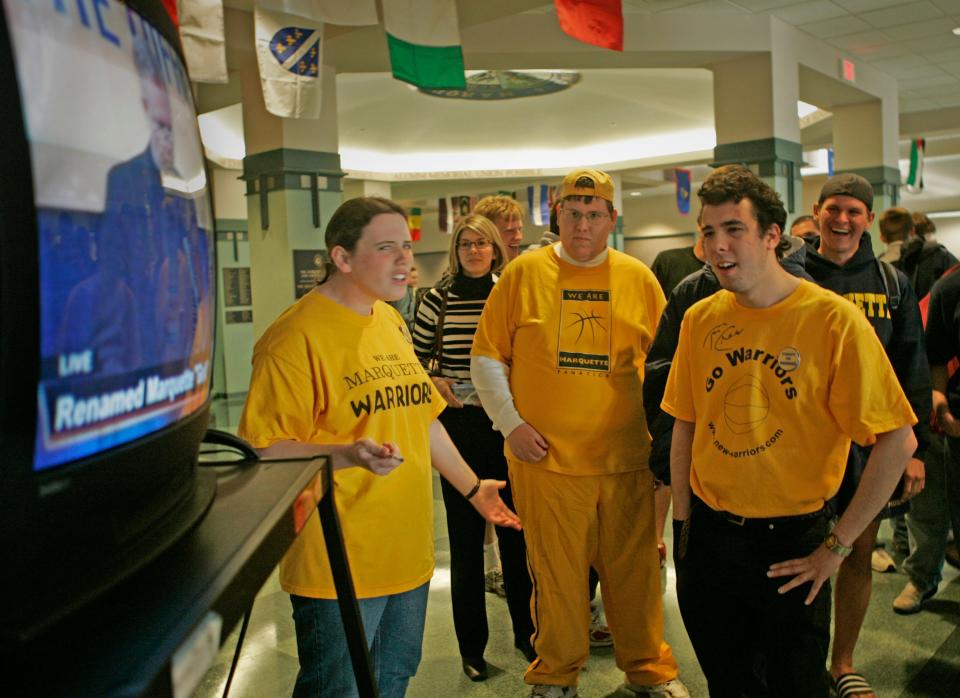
[877,258,901,312]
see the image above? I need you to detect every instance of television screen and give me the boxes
[4,0,214,472]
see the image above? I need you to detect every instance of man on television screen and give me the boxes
[77,37,207,375]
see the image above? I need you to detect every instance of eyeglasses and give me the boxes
[457,239,491,251]
[561,209,610,226]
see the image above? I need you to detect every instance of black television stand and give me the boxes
[8,456,376,697]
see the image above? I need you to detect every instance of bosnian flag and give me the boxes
[554,0,623,52]
[254,8,324,118]
[528,185,551,226]
[382,0,466,89]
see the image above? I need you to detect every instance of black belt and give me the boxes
[696,500,829,528]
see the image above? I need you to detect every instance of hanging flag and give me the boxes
[256,0,377,25]
[676,168,692,216]
[452,195,474,226]
[161,0,179,26]
[382,0,466,89]
[554,0,623,52]
[527,185,551,226]
[547,184,560,210]
[906,138,925,193]
[178,0,228,83]
[827,147,835,177]
[438,197,453,234]
[408,207,422,241]
[254,8,324,118]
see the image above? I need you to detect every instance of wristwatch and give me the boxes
[823,533,852,558]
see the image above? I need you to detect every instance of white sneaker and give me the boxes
[530,685,577,698]
[589,603,614,647]
[625,678,691,698]
[484,568,505,597]
[871,547,896,573]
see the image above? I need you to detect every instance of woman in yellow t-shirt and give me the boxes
[238,197,520,698]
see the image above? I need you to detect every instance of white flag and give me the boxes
[178,0,228,83]
[256,0,377,25]
[254,8,324,118]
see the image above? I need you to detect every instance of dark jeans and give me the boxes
[675,501,832,698]
[947,436,960,546]
[439,405,534,659]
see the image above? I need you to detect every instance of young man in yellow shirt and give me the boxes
[662,166,917,697]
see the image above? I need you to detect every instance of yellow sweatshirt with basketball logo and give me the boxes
[662,280,916,518]
[472,245,665,475]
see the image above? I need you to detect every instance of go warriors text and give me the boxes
[705,345,799,400]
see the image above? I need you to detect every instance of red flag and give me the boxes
[161,0,178,27]
[554,0,622,51]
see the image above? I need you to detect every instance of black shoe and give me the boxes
[462,657,487,681]
[515,639,537,662]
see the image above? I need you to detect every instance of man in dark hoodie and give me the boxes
[805,174,930,698]
[880,207,957,299]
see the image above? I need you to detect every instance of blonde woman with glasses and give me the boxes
[413,214,537,681]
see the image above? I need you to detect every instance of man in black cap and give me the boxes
[805,173,931,698]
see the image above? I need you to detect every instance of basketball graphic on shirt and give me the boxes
[723,375,769,434]
[557,289,611,373]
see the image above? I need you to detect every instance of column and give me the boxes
[831,99,900,253]
[232,9,344,340]
[611,172,624,252]
[710,53,804,220]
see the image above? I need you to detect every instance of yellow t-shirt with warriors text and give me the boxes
[472,246,666,476]
[238,290,444,599]
[661,280,916,519]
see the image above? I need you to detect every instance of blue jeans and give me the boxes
[290,582,430,698]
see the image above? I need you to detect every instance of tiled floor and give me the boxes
[199,399,960,697]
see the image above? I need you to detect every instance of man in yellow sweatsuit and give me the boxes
[471,169,688,698]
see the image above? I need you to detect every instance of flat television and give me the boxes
[1,0,216,646]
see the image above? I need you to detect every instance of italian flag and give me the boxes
[382,0,466,89]
[906,138,925,193]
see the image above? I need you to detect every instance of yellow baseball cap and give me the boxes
[560,169,615,203]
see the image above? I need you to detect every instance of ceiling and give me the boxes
[611,0,960,115]
[211,0,960,209]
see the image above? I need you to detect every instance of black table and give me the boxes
[11,457,377,697]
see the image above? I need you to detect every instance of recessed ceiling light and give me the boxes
[953,27,960,36]
[629,191,642,197]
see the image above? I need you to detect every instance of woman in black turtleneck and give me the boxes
[413,214,536,681]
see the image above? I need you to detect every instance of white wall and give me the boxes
[621,190,698,267]
[212,167,247,220]
[929,215,960,260]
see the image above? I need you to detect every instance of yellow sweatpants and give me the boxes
[509,461,678,687]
